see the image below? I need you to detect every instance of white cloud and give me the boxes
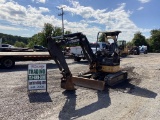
[0,0,102,41]
[0,1,56,29]
[0,0,151,41]
[0,24,25,31]
[0,0,6,3]
[138,0,151,3]
[32,0,46,4]
[39,0,46,3]
[60,3,107,20]
[64,21,102,42]
[39,7,49,13]
[59,2,149,41]
[137,7,144,10]
[70,1,150,41]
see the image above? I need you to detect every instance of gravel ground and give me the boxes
[0,53,160,120]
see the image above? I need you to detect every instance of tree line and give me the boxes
[126,29,160,52]
[0,33,29,48]
[0,23,71,49]
[27,23,72,48]
[0,23,160,52]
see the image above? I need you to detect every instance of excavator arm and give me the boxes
[47,36,74,90]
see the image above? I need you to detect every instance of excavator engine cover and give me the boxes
[101,65,120,73]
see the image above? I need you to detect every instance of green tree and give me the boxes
[27,23,72,48]
[65,30,72,35]
[0,33,29,45]
[126,41,133,48]
[14,41,26,48]
[98,33,105,42]
[149,29,160,52]
[43,23,54,38]
[132,32,148,46]
[28,23,54,48]
[27,32,46,48]
[52,27,62,37]
[37,32,46,46]
[27,38,35,48]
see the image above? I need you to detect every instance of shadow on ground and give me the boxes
[73,60,89,65]
[58,88,110,120]
[58,81,157,119]
[28,92,52,103]
[110,80,157,99]
[116,66,157,98]
[58,66,157,119]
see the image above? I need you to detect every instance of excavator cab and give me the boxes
[96,31,121,69]
[47,31,127,91]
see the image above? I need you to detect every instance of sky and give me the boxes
[0,0,159,42]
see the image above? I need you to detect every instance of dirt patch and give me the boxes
[109,67,141,93]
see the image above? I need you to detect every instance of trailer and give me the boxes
[0,52,51,69]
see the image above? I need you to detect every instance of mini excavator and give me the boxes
[47,31,127,91]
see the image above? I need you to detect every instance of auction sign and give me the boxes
[27,64,47,92]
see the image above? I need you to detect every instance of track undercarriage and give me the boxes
[72,69,127,90]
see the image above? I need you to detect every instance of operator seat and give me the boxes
[98,42,120,66]
[107,43,115,56]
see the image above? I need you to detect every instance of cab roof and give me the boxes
[99,31,121,36]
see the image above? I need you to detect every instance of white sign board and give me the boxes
[28,64,47,91]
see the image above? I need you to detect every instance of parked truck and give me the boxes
[0,52,51,69]
[128,45,147,55]
[0,43,31,51]
[69,42,107,61]
[139,45,148,54]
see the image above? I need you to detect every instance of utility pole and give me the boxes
[58,7,65,36]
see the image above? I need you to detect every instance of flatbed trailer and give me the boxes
[0,52,51,69]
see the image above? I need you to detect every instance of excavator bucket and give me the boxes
[61,77,76,90]
[72,76,105,91]
[61,81,75,90]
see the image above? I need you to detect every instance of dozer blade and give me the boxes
[104,71,128,86]
[72,76,105,91]
[61,78,76,90]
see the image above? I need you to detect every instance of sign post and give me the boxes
[27,64,47,93]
